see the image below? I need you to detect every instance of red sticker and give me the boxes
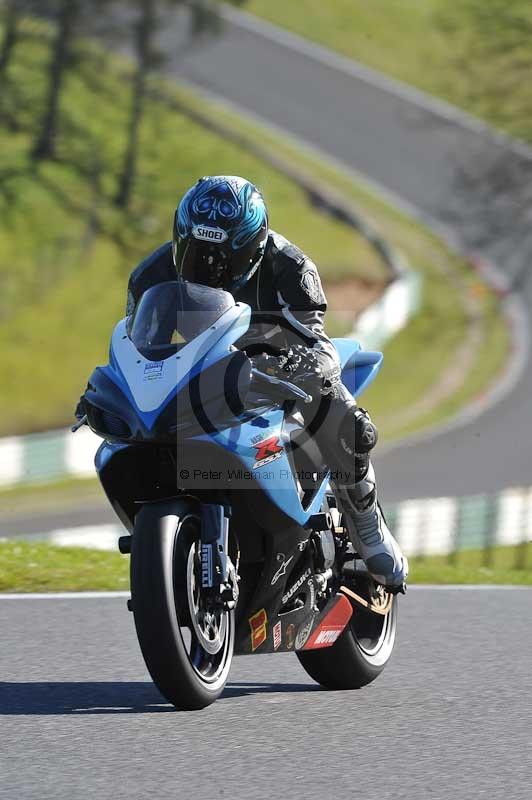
[253,436,283,468]
[303,594,353,650]
[249,608,268,651]
[273,621,282,650]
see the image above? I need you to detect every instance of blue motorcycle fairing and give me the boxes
[191,339,383,526]
[333,338,361,367]
[104,302,251,430]
[192,408,328,525]
[93,301,384,528]
[332,337,383,398]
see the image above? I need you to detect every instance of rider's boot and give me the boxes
[334,462,408,590]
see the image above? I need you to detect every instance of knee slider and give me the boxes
[339,407,378,459]
[354,407,378,453]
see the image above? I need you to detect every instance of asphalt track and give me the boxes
[158,9,532,502]
[1,588,530,800]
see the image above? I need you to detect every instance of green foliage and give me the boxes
[436,0,532,140]
[0,21,379,434]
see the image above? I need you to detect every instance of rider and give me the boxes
[126,175,408,591]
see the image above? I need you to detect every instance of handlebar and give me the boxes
[250,369,313,405]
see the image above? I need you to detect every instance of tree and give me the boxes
[31,0,80,160]
[114,0,245,210]
[31,0,114,161]
[114,0,158,209]
[0,0,24,79]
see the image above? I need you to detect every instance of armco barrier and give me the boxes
[4,486,531,563]
[386,489,532,560]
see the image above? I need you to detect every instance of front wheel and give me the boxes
[130,499,234,710]
[297,588,397,690]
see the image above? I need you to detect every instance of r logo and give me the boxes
[252,436,283,468]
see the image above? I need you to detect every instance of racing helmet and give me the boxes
[172,175,268,292]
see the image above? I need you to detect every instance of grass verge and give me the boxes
[1,540,529,593]
[410,544,532,586]
[0,540,128,593]
[0,477,101,516]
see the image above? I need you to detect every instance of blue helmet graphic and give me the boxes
[173,176,268,292]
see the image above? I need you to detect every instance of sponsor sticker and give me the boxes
[249,608,268,652]
[303,594,353,651]
[201,543,213,588]
[273,621,282,650]
[314,628,342,645]
[282,568,311,605]
[271,555,294,586]
[192,225,228,243]
[295,618,314,650]
[285,623,296,650]
[143,362,164,381]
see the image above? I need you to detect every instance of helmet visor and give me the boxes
[175,236,261,291]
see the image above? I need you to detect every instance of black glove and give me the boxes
[252,345,340,397]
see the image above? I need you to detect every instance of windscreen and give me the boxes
[127,280,235,358]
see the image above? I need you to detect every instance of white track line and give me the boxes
[0,586,529,600]
[222,5,532,162]
[407,585,532,591]
[0,591,130,600]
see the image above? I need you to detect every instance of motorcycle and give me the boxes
[74,279,398,709]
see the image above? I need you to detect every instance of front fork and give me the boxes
[200,503,239,610]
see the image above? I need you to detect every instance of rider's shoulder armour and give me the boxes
[266,230,327,312]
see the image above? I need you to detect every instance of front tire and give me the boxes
[130,499,234,710]
[297,592,397,690]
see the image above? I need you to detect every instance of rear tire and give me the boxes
[297,594,397,689]
[130,499,234,710]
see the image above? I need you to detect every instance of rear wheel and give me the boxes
[130,499,234,709]
[297,580,397,689]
